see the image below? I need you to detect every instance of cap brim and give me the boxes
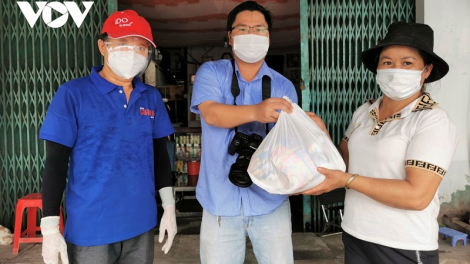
[107,33,156,48]
[361,38,449,83]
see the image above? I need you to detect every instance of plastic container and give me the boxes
[187,161,200,186]
[187,161,200,176]
[188,174,199,186]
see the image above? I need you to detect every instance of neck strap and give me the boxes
[230,59,271,134]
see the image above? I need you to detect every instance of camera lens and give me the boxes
[228,163,252,187]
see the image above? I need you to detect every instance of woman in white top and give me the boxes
[304,22,458,264]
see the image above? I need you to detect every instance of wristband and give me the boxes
[344,173,358,189]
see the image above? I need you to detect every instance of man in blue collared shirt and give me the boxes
[190,2,297,263]
[39,10,176,264]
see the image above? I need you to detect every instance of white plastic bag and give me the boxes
[247,96,346,194]
[0,225,13,245]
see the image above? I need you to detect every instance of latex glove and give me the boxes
[41,216,69,264]
[158,187,177,254]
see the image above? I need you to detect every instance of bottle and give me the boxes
[194,144,200,160]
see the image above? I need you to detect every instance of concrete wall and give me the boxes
[417,0,470,217]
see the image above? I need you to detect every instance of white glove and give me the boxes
[41,216,69,264]
[158,187,177,254]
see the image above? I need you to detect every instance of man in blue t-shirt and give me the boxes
[190,2,298,263]
[39,10,176,264]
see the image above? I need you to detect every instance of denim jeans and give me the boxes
[200,198,293,264]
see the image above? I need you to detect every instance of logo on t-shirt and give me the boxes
[140,107,155,118]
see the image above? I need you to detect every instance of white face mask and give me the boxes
[376,67,426,101]
[106,49,148,79]
[233,34,269,63]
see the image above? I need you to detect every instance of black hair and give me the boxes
[374,46,433,69]
[226,1,273,32]
[417,49,432,66]
[99,33,108,41]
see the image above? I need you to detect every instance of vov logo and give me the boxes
[17,1,94,28]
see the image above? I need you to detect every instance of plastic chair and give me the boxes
[317,188,345,235]
[13,193,64,254]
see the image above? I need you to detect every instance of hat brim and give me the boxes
[361,36,449,83]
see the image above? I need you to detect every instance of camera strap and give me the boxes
[230,59,270,135]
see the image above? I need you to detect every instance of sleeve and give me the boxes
[39,85,78,148]
[405,110,458,178]
[42,141,72,217]
[190,61,224,114]
[154,137,173,189]
[284,80,298,104]
[152,87,175,139]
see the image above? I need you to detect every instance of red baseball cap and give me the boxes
[102,10,156,47]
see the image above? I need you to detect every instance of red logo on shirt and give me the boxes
[140,107,155,118]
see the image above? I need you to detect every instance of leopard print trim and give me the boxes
[367,93,437,136]
[413,93,438,112]
[369,111,402,135]
[370,121,385,135]
[405,159,446,178]
[384,112,402,122]
[369,107,379,121]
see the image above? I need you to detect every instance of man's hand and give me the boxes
[41,216,68,264]
[158,204,177,254]
[254,98,293,123]
[158,187,177,254]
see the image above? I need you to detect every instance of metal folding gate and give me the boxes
[300,0,415,232]
[0,0,117,230]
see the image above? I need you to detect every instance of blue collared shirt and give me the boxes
[39,66,174,246]
[190,59,298,216]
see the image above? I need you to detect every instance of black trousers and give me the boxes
[343,231,438,264]
[67,228,155,264]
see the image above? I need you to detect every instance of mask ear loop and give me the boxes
[103,44,115,69]
[420,65,430,92]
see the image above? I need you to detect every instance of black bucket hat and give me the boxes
[361,21,449,83]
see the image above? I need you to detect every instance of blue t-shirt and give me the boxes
[190,59,298,217]
[39,65,174,246]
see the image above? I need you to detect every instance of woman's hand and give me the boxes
[301,167,351,195]
[305,112,331,140]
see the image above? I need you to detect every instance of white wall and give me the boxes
[417,0,470,203]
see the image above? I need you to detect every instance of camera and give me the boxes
[227,132,263,187]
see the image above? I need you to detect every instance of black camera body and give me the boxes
[227,132,263,187]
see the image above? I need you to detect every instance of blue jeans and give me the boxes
[200,198,293,264]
